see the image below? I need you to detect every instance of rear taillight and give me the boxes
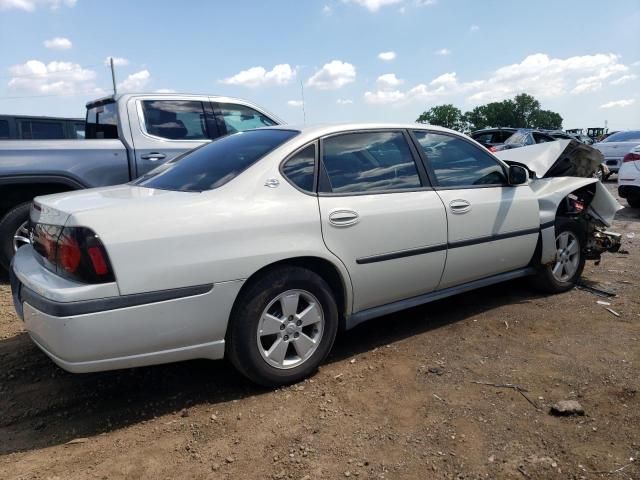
[31,224,115,284]
[489,146,498,152]
[623,152,640,163]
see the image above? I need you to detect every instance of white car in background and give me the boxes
[10,124,622,386]
[618,146,640,208]
[593,130,640,177]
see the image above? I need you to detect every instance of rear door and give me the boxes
[128,96,217,177]
[411,130,539,289]
[317,130,448,313]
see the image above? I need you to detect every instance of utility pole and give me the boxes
[300,80,306,124]
[110,57,117,96]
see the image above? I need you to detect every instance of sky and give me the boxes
[0,0,639,130]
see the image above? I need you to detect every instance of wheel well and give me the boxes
[0,183,76,219]
[235,257,349,325]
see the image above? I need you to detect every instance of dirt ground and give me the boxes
[1,181,638,480]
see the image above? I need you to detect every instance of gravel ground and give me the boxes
[0,181,638,480]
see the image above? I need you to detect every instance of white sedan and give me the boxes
[618,146,640,208]
[10,124,622,386]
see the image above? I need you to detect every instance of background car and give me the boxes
[490,128,557,152]
[593,130,640,176]
[618,146,640,208]
[468,127,516,150]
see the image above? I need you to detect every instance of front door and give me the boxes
[411,130,540,289]
[317,130,448,313]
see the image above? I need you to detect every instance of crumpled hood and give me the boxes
[495,139,604,178]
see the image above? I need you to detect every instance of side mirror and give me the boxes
[508,165,529,185]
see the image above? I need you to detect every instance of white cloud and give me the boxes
[322,4,331,14]
[377,73,403,88]
[337,98,353,105]
[610,74,637,85]
[469,24,480,32]
[434,48,451,56]
[154,88,175,93]
[600,99,635,109]
[43,37,72,50]
[220,64,295,88]
[415,0,436,5]
[7,59,100,95]
[343,0,402,12]
[363,89,407,104]
[0,0,76,11]
[632,60,640,67]
[287,100,303,107]
[306,60,356,89]
[117,69,150,92]
[378,51,396,61]
[104,56,129,67]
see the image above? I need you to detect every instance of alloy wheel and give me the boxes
[256,289,324,369]
[13,220,30,252]
[552,231,580,282]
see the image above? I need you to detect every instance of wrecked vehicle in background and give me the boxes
[496,139,622,262]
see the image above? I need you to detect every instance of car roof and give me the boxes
[261,122,463,138]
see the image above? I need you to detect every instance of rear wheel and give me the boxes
[532,219,585,293]
[226,266,339,387]
[0,202,31,271]
[627,195,640,208]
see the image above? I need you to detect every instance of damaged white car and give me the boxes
[10,124,622,386]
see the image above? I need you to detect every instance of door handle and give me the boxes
[449,199,471,214]
[140,152,166,161]
[329,209,359,227]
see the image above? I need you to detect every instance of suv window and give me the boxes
[86,101,119,139]
[533,133,555,143]
[413,131,507,187]
[0,120,9,139]
[219,103,277,135]
[141,100,209,140]
[20,120,65,139]
[282,144,316,192]
[322,131,422,193]
[136,129,298,192]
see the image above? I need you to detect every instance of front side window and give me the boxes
[219,104,277,135]
[413,131,507,187]
[0,120,9,139]
[322,131,422,194]
[135,129,298,192]
[282,144,316,192]
[86,101,119,139]
[141,100,208,140]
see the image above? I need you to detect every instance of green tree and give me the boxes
[513,93,541,127]
[416,104,464,131]
[529,109,563,130]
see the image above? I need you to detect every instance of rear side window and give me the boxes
[0,120,9,139]
[413,131,507,187]
[20,121,65,139]
[282,144,316,192]
[136,129,298,192]
[86,102,119,139]
[219,103,277,135]
[141,100,209,140]
[321,131,422,194]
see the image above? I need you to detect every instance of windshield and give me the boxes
[85,101,118,139]
[602,131,640,143]
[135,129,299,192]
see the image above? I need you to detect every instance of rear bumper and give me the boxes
[603,158,621,172]
[11,246,244,373]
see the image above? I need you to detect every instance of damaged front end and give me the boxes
[496,141,623,263]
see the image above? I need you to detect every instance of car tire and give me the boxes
[627,195,640,208]
[226,266,339,387]
[531,218,586,294]
[0,202,32,271]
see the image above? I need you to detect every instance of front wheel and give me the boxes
[531,219,586,293]
[226,266,339,387]
[0,202,32,271]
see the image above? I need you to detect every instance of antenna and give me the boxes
[300,80,306,124]
[110,57,117,96]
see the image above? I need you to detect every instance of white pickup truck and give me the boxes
[0,93,283,270]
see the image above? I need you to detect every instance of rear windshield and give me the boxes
[135,129,298,192]
[602,131,640,143]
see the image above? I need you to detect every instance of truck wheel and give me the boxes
[226,266,339,387]
[0,202,32,271]
[531,218,585,294]
[628,195,640,208]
